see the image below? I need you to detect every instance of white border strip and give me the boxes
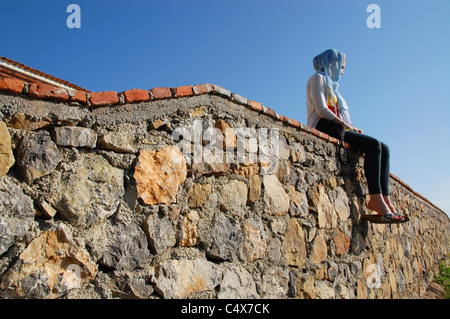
[0,59,75,93]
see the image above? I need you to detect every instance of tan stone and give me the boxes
[288,185,308,217]
[218,179,247,211]
[374,223,386,234]
[325,177,338,189]
[191,161,230,175]
[296,275,316,299]
[214,119,237,149]
[363,255,376,280]
[315,281,335,299]
[5,113,50,130]
[382,280,392,299]
[314,267,326,280]
[188,183,212,208]
[150,118,170,130]
[356,279,368,299]
[0,226,97,298]
[334,187,350,221]
[36,200,57,219]
[334,229,350,256]
[241,216,268,262]
[275,161,292,184]
[168,205,181,220]
[178,210,200,247]
[263,174,290,216]
[282,218,307,268]
[0,121,14,177]
[312,183,337,229]
[153,259,222,299]
[310,230,327,264]
[134,146,187,205]
[191,106,207,117]
[388,268,398,296]
[290,143,306,163]
[247,175,262,204]
[98,131,137,153]
[233,162,259,177]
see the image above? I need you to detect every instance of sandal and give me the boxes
[362,213,409,224]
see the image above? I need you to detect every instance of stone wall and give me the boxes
[0,83,449,299]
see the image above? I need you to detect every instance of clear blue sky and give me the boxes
[2,0,449,214]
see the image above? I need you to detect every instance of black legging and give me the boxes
[343,131,390,195]
[315,118,390,195]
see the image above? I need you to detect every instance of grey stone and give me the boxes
[231,93,248,106]
[267,237,283,264]
[207,213,242,262]
[212,85,231,98]
[101,223,149,271]
[16,130,62,183]
[53,126,97,148]
[0,176,35,255]
[326,261,339,282]
[54,154,124,227]
[261,267,290,298]
[218,266,259,299]
[397,270,406,293]
[142,213,176,254]
[111,276,154,299]
[18,271,50,299]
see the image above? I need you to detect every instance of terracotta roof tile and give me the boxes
[0,57,89,92]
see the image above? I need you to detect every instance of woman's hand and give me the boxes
[333,117,363,133]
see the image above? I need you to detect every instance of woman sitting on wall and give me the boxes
[306,49,407,223]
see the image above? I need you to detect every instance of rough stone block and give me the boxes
[16,130,61,183]
[53,126,97,148]
[153,259,223,299]
[134,146,187,205]
[0,121,14,177]
[0,176,35,256]
[101,223,149,271]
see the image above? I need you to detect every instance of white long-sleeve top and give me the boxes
[306,72,339,129]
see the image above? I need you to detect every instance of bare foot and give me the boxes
[383,195,398,215]
[367,194,392,216]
